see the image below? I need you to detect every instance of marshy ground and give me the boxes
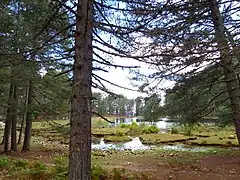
[0,118,240,180]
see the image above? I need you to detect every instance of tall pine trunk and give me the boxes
[69,0,93,179]
[22,81,33,151]
[11,84,18,151]
[17,115,24,145]
[18,86,29,145]
[2,84,14,152]
[209,0,240,146]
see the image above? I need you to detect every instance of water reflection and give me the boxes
[159,144,212,152]
[114,117,176,130]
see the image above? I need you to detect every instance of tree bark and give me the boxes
[209,0,240,146]
[17,114,24,145]
[22,81,33,151]
[69,0,93,179]
[2,84,13,152]
[11,84,18,151]
[18,86,29,145]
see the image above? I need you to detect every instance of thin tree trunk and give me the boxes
[11,84,18,151]
[18,87,29,145]
[209,0,240,146]
[69,0,93,179]
[22,81,33,151]
[17,115,24,145]
[2,84,13,152]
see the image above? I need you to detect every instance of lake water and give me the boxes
[113,117,176,130]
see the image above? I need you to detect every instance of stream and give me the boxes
[92,117,224,152]
[92,137,219,152]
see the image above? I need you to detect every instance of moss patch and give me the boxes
[104,135,131,142]
[140,133,196,144]
[92,128,129,136]
[188,136,239,146]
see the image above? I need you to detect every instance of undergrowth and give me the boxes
[0,156,151,180]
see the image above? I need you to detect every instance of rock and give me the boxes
[228,135,235,139]
[168,175,173,179]
[229,169,236,174]
[213,151,217,154]
[127,162,131,165]
[170,153,174,157]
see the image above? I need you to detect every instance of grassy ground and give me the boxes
[0,119,240,180]
[1,143,240,180]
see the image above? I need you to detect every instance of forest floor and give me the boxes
[0,142,240,180]
[0,120,240,179]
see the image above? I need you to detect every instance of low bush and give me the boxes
[25,161,47,174]
[112,168,126,180]
[170,127,179,134]
[182,124,193,136]
[0,156,9,168]
[142,125,159,134]
[54,156,68,175]
[14,159,29,170]
[127,122,142,136]
[116,129,126,136]
[92,164,108,180]
[129,122,139,130]
[119,123,130,128]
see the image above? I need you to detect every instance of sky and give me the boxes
[93,56,176,101]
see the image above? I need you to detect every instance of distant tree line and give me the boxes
[92,92,164,120]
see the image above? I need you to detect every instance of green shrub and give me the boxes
[112,168,126,180]
[129,122,138,130]
[54,156,68,173]
[92,164,107,180]
[23,161,48,179]
[142,125,159,134]
[116,129,125,136]
[119,123,129,128]
[183,124,193,136]
[14,159,29,170]
[170,127,179,134]
[126,122,142,135]
[53,156,68,179]
[0,156,9,168]
[139,123,148,129]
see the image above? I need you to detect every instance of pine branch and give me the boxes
[92,73,139,92]
[92,111,114,123]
